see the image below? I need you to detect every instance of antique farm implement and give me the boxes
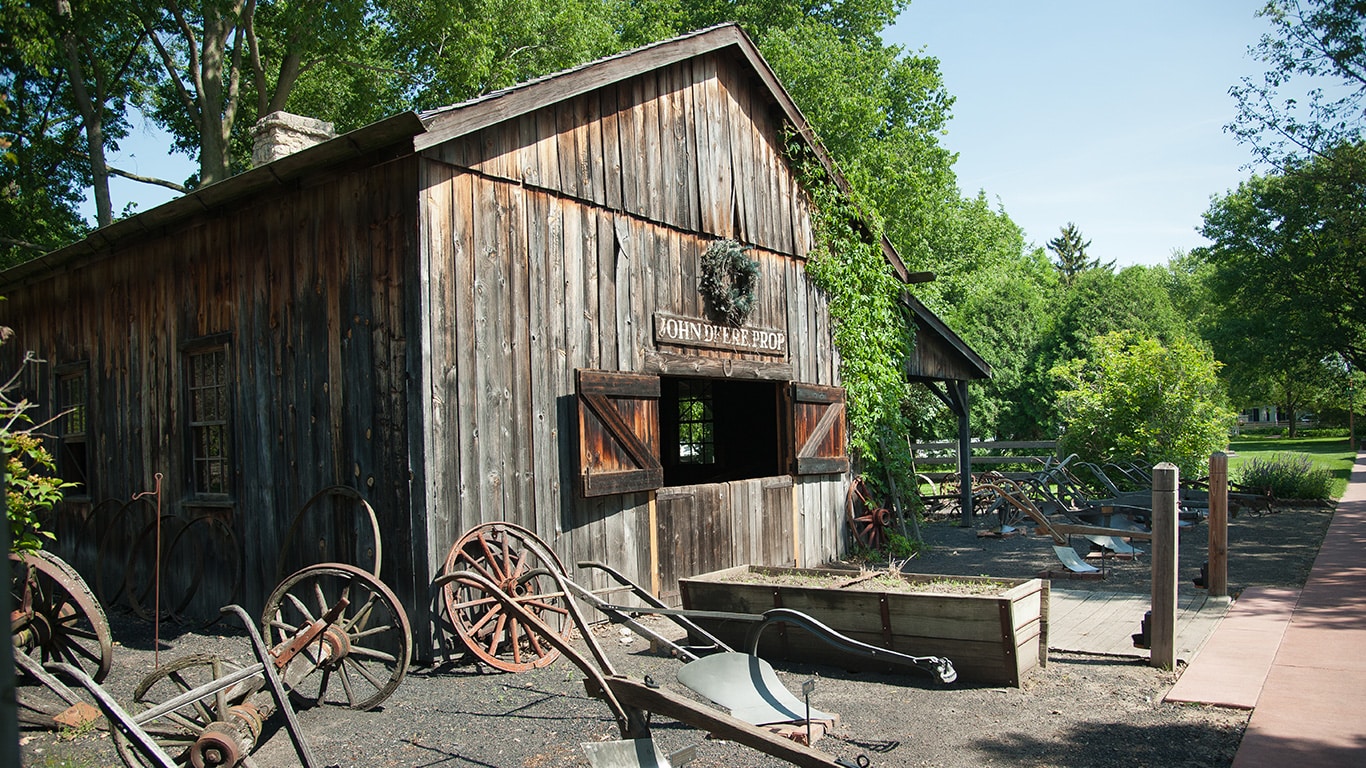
[10,548,115,727]
[12,486,413,768]
[438,522,957,767]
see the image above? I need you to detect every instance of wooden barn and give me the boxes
[1,24,985,657]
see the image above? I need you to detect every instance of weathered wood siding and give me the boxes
[418,51,845,598]
[1,157,421,620]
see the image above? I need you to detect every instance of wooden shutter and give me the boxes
[791,383,849,475]
[576,369,663,497]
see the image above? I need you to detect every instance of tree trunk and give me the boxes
[55,0,112,226]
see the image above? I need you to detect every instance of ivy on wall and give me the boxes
[787,134,916,485]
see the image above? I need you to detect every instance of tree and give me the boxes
[139,0,376,186]
[0,6,93,265]
[1053,331,1234,478]
[1197,140,1366,373]
[1047,222,1112,286]
[1229,0,1366,165]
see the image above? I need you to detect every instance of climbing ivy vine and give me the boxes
[787,134,915,484]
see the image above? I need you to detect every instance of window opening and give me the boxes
[188,345,231,497]
[661,377,781,486]
[57,369,89,496]
[676,380,715,465]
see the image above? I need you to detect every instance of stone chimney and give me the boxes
[251,111,336,166]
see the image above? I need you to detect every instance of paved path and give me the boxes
[1168,451,1366,767]
[1049,586,1229,660]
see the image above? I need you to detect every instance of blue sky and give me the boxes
[885,1,1273,266]
[94,2,1274,268]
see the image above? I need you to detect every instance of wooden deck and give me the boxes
[1048,587,1231,662]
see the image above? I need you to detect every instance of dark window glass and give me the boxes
[188,346,231,496]
[57,370,89,495]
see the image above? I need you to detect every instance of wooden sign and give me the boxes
[653,312,787,357]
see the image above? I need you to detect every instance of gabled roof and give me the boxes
[2,24,914,289]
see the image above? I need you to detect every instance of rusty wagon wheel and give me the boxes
[274,485,382,586]
[441,522,574,673]
[10,549,113,684]
[846,478,891,551]
[114,652,264,768]
[261,563,411,711]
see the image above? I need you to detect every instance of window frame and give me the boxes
[54,361,91,499]
[184,335,233,501]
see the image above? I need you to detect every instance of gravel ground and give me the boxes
[19,503,1334,768]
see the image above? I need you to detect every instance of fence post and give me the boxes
[1150,462,1179,670]
[1207,452,1228,597]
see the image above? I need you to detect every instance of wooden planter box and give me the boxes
[679,565,1048,687]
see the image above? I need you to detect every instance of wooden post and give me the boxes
[1150,462,1179,670]
[956,380,972,528]
[1207,452,1229,597]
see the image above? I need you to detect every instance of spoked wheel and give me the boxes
[441,522,573,673]
[9,550,114,685]
[261,563,411,711]
[114,652,263,768]
[846,478,891,550]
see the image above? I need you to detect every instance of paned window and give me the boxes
[187,345,231,497]
[676,380,715,465]
[57,368,89,496]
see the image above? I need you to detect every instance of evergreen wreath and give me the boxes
[699,239,760,326]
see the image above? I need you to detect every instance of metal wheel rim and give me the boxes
[441,522,573,672]
[261,563,411,711]
[116,652,255,767]
[9,549,113,683]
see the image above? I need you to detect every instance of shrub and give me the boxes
[1234,453,1333,500]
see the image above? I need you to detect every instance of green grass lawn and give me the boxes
[1227,435,1358,500]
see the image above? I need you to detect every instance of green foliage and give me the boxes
[1235,453,1334,500]
[1229,0,1366,164]
[886,530,923,559]
[1053,330,1235,478]
[789,139,911,466]
[699,239,760,325]
[1047,222,1112,286]
[1197,140,1366,378]
[3,346,71,551]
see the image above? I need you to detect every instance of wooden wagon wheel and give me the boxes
[845,478,892,551]
[10,550,113,683]
[261,563,411,711]
[441,522,574,673]
[114,652,263,768]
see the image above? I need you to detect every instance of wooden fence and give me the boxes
[910,440,1059,484]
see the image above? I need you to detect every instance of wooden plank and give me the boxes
[703,54,733,237]
[580,201,601,370]
[536,107,561,194]
[691,56,719,233]
[675,60,701,231]
[596,211,617,369]
[556,101,581,200]
[612,215,637,371]
[618,79,642,214]
[600,87,623,210]
[472,177,509,522]
[657,68,680,229]
[503,181,533,525]
[640,73,662,222]
[583,93,606,205]
[726,62,752,243]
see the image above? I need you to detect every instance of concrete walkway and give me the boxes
[1168,451,1366,767]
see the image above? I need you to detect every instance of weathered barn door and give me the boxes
[576,369,663,496]
[791,383,849,475]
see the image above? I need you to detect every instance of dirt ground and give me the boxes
[18,502,1335,768]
